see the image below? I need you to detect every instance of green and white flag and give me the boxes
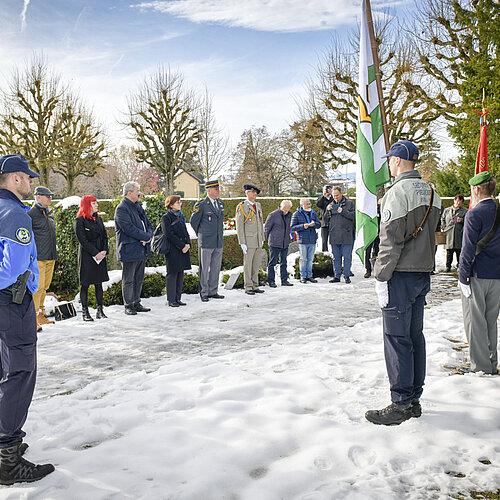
[355,0,390,263]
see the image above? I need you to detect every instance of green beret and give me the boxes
[469,171,491,186]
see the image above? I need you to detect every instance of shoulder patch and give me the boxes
[381,209,391,223]
[16,227,31,244]
[194,205,200,213]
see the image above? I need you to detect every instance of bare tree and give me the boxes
[125,68,202,194]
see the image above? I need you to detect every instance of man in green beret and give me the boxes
[459,171,500,375]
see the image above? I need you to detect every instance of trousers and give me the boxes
[198,247,223,298]
[121,260,146,306]
[243,248,263,291]
[267,246,289,284]
[166,271,184,303]
[331,243,353,278]
[33,260,55,313]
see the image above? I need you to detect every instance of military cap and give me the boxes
[469,171,491,186]
[34,186,54,196]
[243,184,261,194]
[382,140,419,162]
[0,154,39,178]
[205,179,219,189]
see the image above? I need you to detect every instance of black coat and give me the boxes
[28,204,58,260]
[74,215,109,286]
[162,211,191,274]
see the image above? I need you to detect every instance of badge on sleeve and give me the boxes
[16,227,31,244]
[194,205,200,213]
[381,209,391,223]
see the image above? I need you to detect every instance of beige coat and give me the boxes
[235,199,265,248]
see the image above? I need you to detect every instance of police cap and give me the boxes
[0,154,40,178]
[205,179,219,189]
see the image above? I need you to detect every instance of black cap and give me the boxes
[34,186,54,196]
[244,184,261,194]
[205,179,219,189]
[0,154,40,178]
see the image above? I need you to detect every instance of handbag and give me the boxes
[151,223,170,255]
[435,231,447,245]
[54,302,77,321]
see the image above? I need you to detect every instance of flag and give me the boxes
[475,111,488,174]
[354,0,390,263]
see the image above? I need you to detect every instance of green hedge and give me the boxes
[221,270,268,289]
[293,253,333,279]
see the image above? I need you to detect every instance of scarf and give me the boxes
[298,206,312,224]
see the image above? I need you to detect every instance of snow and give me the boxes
[54,196,81,210]
[2,247,499,499]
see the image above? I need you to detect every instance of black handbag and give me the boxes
[151,223,170,255]
[54,302,77,321]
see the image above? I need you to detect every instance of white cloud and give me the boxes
[132,0,401,32]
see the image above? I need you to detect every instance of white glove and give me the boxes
[240,243,248,254]
[375,281,389,308]
[459,282,471,298]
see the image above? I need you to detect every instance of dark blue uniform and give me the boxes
[0,188,39,448]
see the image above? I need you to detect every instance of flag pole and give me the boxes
[364,0,390,153]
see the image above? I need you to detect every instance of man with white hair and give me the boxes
[264,200,294,287]
[114,181,154,315]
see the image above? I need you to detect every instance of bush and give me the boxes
[221,270,268,289]
[294,253,333,279]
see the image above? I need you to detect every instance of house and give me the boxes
[174,171,204,198]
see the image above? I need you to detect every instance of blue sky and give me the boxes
[0,0,411,152]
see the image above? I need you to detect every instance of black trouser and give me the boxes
[364,236,380,274]
[446,249,461,269]
[321,226,329,252]
[80,283,103,308]
[121,260,146,307]
[166,271,184,303]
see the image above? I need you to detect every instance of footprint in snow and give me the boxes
[348,445,376,467]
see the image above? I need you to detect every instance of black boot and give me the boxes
[82,307,94,322]
[96,306,107,319]
[0,443,55,485]
[365,402,412,425]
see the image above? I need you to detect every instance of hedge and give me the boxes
[293,253,334,279]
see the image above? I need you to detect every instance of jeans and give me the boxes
[298,244,315,278]
[331,243,353,278]
[268,246,289,284]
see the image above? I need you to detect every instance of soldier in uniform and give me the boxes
[235,184,265,295]
[190,179,225,302]
[0,154,55,484]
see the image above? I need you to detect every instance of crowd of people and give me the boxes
[0,142,498,485]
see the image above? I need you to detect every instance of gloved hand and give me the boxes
[240,243,248,254]
[375,281,389,308]
[459,282,471,298]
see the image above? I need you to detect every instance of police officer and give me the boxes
[190,179,225,302]
[235,184,265,295]
[365,141,441,426]
[0,154,54,484]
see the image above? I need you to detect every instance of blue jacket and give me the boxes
[0,188,39,294]
[291,207,321,245]
[115,197,154,262]
[264,208,292,249]
[459,198,500,284]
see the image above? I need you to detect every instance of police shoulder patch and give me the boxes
[194,205,200,213]
[381,209,391,223]
[16,227,31,244]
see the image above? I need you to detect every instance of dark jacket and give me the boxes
[291,207,321,245]
[115,197,153,262]
[316,195,334,228]
[459,198,500,284]
[441,205,468,249]
[190,196,225,249]
[28,203,57,260]
[264,208,292,249]
[325,196,356,245]
[162,210,191,274]
[74,215,109,286]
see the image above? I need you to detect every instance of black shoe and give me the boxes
[96,306,107,319]
[176,300,187,306]
[168,301,180,307]
[253,288,265,293]
[365,402,412,426]
[307,277,318,283]
[0,443,55,486]
[200,296,209,302]
[364,272,371,278]
[245,290,256,295]
[208,294,225,299]
[410,399,422,418]
[37,325,43,332]
[268,282,277,288]
[82,307,94,322]
[281,281,294,286]
[445,267,451,272]
[329,277,340,283]
[124,306,137,315]
[300,278,308,283]
[134,303,151,312]
[350,272,354,277]
[345,277,351,284]
[19,443,28,456]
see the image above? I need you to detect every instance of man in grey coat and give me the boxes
[441,194,467,271]
[190,179,225,302]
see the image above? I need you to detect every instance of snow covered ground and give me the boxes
[1,247,499,499]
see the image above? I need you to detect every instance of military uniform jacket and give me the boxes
[374,170,442,282]
[235,199,265,248]
[190,196,225,249]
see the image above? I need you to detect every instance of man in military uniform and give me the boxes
[365,141,441,426]
[190,179,225,302]
[0,154,55,484]
[459,171,500,375]
[235,184,265,295]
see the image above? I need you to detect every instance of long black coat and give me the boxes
[74,215,109,286]
[162,211,191,274]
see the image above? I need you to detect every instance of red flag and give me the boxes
[474,111,489,174]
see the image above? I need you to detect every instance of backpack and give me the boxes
[151,222,170,255]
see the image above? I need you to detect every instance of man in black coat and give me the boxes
[315,185,333,252]
[115,181,153,315]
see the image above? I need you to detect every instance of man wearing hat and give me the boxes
[366,140,442,426]
[190,179,225,302]
[28,186,58,332]
[459,171,500,375]
[235,184,265,295]
[0,154,55,484]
